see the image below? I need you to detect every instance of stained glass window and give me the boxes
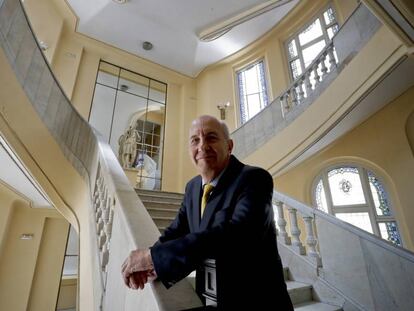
[379,222,402,246]
[285,5,339,82]
[237,60,268,124]
[313,165,403,247]
[368,170,391,216]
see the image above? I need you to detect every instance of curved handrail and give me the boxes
[0,0,202,309]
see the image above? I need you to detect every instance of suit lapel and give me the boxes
[191,176,202,231]
[200,156,244,230]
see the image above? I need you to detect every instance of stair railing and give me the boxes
[273,190,414,310]
[231,3,382,159]
[280,43,337,118]
[0,0,203,309]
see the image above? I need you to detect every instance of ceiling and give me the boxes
[0,137,51,208]
[66,0,300,77]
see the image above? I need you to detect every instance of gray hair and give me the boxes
[219,120,230,140]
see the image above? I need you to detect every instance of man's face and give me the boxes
[189,117,233,179]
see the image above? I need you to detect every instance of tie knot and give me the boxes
[203,183,214,195]
[201,184,214,218]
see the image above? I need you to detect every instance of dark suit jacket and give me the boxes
[151,155,293,310]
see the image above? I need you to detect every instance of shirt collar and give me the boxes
[202,165,227,188]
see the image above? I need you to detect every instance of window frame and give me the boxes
[284,4,339,82]
[235,58,269,125]
[312,163,403,246]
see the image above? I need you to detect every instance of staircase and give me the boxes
[136,189,183,234]
[136,190,342,311]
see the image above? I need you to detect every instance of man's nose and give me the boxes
[199,138,210,151]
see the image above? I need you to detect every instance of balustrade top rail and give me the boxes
[231,3,382,160]
[0,0,203,309]
[273,190,414,262]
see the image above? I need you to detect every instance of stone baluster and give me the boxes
[287,206,305,254]
[302,216,322,267]
[313,63,320,87]
[297,78,305,102]
[327,44,337,71]
[280,93,289,118]
[320,52,328,78]
[275,201,291,245]
[305,71,312,94]
[291,86,298,107]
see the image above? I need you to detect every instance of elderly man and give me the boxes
[122,115,293,310]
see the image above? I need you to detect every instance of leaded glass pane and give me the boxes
[290,59,302,80]
[328,167,366,206]
[379,222,402,246]
[258,62,269,107]
[299,18,323,46]
[302,40,326,68]
[323,7,336,25]
[288,39,298,58]
[336,212,373,233]
[237,71,247,123]
[367,170,391,216]
[315,179,328,212]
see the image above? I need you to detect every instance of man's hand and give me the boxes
[121,249,156,289]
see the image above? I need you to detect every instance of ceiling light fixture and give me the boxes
[112,0,128,4]
[198,0,294,42]
[142,41,153,51]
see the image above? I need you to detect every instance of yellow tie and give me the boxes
[201,184,214,217]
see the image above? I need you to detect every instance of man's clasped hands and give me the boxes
[121,249,157,290]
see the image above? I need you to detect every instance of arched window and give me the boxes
[313,165,403,246]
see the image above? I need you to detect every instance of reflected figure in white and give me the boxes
[136,153,158,189]
[119,126,141,168]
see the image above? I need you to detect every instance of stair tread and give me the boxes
[152,216,175,220]
[294,301,342,311]
[141,199,181,205]
[286,280,312,290]
[147,207,179,212]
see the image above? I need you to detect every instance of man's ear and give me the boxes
[228,139,234,154]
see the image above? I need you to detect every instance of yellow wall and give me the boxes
[57,276,77,310]
[195,0,359,131]
[275,86,414,251]
[22,0,359,192]
[22,0,198,192]
[0,186,69,311]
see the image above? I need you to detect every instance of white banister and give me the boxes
[287,206,305,255]
[302,215,322,267]
[275,201,291,245]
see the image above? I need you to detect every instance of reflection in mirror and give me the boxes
[97,62,119,88]
[89,61,167,190]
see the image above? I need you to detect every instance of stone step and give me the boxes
[139,194,183,204]
[286,280,313,305]
[142,200,181,210]
[146,207,178,218]
[136,189,184,201]
[294,301,342,311]
[152,216,175,228]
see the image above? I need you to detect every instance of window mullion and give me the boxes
[322,171,334,215]
[359,166,380,236]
